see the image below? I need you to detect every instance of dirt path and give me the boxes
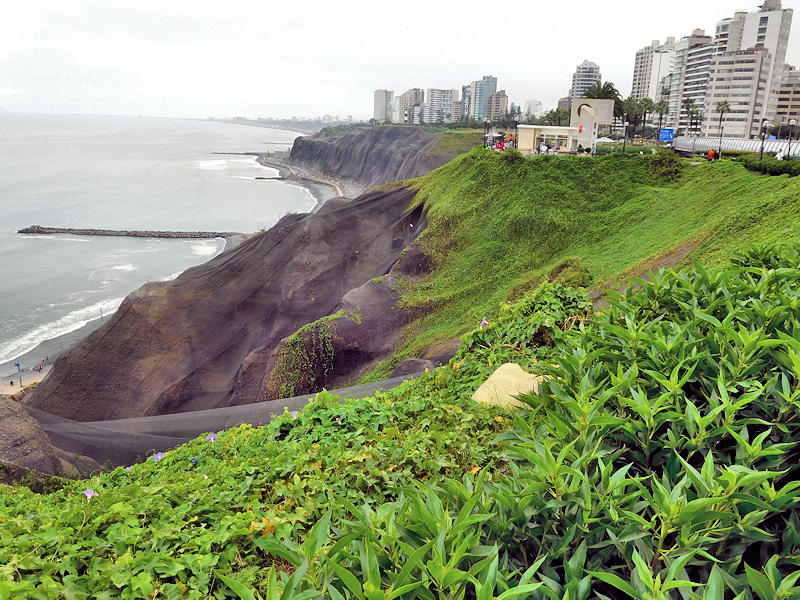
[591,237,705,310]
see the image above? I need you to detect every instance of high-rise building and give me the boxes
[702,47,770,138]
[714,0,792,122]
[776,63,800,125]
[400,88,424,124]
[373,89,394,122]
[524,99,543,118]
[679,36,715,132]
[423,88,460,124]
[631,38,676,101]
[469,75,497,120]
[667,29,712,129]
[569,60,601,103]
[557,97,571,111]
[461,84,472,121]
[486,90,509,121]
[700,0,793,137]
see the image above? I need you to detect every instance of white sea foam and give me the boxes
[112,263,137,271]
[195,159,227,171]
[20,236,91,243]
[191,243,218,256]
[0,297,124,364]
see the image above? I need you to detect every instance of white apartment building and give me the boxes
[713,0,792,126]
[667,30,711,129]
[776,64,800,124]
[702,47,770,138]
[423,88,460,124]
[569,60,601,103]
[680,39,716,132]
[373,90,394,122]
[524,99,543,118]
[631,38,676,101]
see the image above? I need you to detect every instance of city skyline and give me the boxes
[3,1,800,120]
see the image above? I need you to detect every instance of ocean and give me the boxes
[0,113,317,366]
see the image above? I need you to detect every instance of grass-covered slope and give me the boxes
[386,150,800,371]
[5,246,800,598]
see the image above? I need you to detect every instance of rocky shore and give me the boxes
[18,225,240,239]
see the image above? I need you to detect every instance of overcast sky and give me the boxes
[2,0,800,120]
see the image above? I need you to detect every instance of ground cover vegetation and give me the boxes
[4,245,800,598]
[374,148,800,377]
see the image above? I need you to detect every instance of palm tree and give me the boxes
[583,80,623,131]
[680,98,695,135]
[655,99,669,133]
[715,100,730,136]
[640,98,655,138]
[688,106,703,135]
[622,97,639,138]
[715,100,731,157]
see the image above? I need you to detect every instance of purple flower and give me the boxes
[206,433,217,443]
[480,317,488,329]
[83,489,98,500]
[335,417,342,424]
[125,466,133,471]
[291,411,298,418]
[153,452,165,462]
[192,458,198,465]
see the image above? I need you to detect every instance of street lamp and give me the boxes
[623,121,629,153]
[760,118,770,160]
[789,119,797,159]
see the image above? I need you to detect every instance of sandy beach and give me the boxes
[0,366,50,396]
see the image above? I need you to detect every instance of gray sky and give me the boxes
[2,0,800,120]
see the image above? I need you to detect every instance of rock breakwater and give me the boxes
[18,225,240,239]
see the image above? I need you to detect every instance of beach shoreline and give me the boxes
[1,152,351,385]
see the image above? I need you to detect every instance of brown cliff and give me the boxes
[25,186,424,421]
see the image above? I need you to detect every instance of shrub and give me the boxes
[649,148,684,180]
[739,154,798,176]
[500,147,524,163]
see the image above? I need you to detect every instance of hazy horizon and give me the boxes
[3,1,800,121]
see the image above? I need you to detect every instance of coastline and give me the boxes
[0,233,251,381]
[216,151,354,210]
[0,315,112,380]
[1,153,350,386]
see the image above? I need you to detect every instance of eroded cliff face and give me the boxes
[289,126,450,188]
[25,186,424,421]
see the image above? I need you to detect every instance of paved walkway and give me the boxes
[25,372,423,466]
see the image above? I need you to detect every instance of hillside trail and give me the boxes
[591,238,703,310]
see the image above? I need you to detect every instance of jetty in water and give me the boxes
[18,225,242,239]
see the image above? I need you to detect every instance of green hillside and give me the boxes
[3,151,800,599]
[382,150,800,373]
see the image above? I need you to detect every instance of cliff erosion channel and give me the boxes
[25,126,474,422]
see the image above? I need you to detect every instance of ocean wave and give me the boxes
[0,297,124,364]
[112,263,137,271]
[195,159,227,171]
[191,239,223,257]
[19,236,92,243]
